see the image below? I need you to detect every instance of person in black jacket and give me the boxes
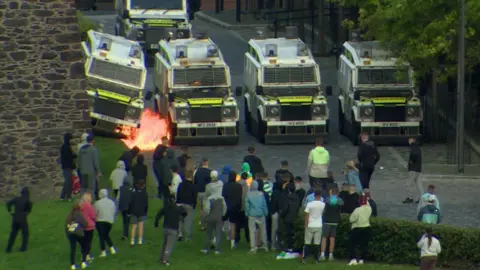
[128,180,148,246]
[280,183,299,252]
[153,137,169,198]
[363,189,378,217]
[155,195,187,266]
[176,146,189,177]
[274,160,294,184]
[294,176,306,208]
[403,137,423,204]
[118,181,132,240]
[341,184,360,214]
[119,146,140,172]
[270,177,287,250]
[176,170,197,241]
[222,170,243,248]
[60,132,77,201]
[6,187,33,253]
[131,154,147,186]
[242,146,264,177]
[194,158,211,229]
[357,133,380,189]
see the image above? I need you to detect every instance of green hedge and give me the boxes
[77,11,98,40]
[283,214,480,268]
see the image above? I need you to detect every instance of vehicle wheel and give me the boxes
[244,99,252,133]
[257,111,266,144]
[338,100,345,135]
[351,112,360,146]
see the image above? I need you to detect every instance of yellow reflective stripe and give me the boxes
[187,98,223,105]
[277,96,313,103]
[371,97,406,103]
[96,89,131,103]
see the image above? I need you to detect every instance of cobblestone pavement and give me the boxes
[85,14,480,228]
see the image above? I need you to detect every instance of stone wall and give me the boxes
[0,0,90,198]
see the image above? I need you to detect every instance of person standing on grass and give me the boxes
[417,228,441,270]
[6,187,32,253]
[169,164,183,200]
[201,179,227,255]
[76,133,90,187]
[80,192,96,263]
[110,160,128,199]
[60,132,77,201]
[118,179,133,241]
[235,172,251,245]
[348,194,372,266]
[94,189,117,258]
[129,179,149,246]
[205,170,223,198]
[119,146,140,173]
[65,202,88,270]
[281,183,300,252]
[256,174,272,248]
[270,176,288,251]
[245,180,269,253]
[176,146,189,178]
[160,149,179,201]
[403,137,423,204]
[320,187,344,261]
[302,189,325,264]
[78,135,102,197]
[194,158,212,230]
[176,170,198,241]
[222,171,243,249]
[154,194,187,266]
[357,133,380,189]
[306,137,330,190]
[153,139,168,199]
[131,154,148,186]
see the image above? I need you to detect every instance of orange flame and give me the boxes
[121,108,169,151]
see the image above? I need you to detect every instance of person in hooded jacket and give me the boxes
[205,170,223,198]
[153,145,167,198]
[131,154,148,186]
[306,138,330,190]
[242,146,264,177]
[176,170,197,241]
[6,187,33,253]
[78,135,101,197]
[222,171,243,249]
[65,202,88,269]
[194,158,211,230]
[274,160,294,184]
[280,183,300,252]
[160,149,178,202]
[270,176,287,251]
[110,160,128,199]
[94,189,117,257]
[118,179,132,241]
[80,192,96,262]
[257,175,272,246]
[357,133,380,189]
[201,176,227,255]
[119,146,140,173]
[129,180,149,246]
[76,132,90,188]
[219,165,232,184]
[60,132,77,201]
[236,162,253,186]
[235,172,251,245]
[245,181,269,253]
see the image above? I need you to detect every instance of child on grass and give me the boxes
[110,160,127,199]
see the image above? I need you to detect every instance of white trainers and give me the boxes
[99,251,107,257]
[86,255,94,262]
[70,265,77,270]
[319,255,326,261]
[200,249,208,254]
[138,238,143,245]
[348,259,358,266]
[81,262,88,269]
[249,248,257,254]
[214,251,221,255]
[130,239,135,246]
[212,237,216,245]
[329,255,335,261]
[109,247,117,255]
[230,240,236,249]
[358,260,364,264]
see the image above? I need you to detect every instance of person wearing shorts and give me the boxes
[302,190,325,264]
[320,187,344,260]
[129,180,149,246]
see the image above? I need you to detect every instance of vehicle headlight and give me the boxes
[359,106,374,119]
[266,106,280,118]
[176,108,190,120]
[221,107,236,118]
[311,105,326,116]
[137,31,143,38]
[126,107,141,118]
[406,106,421,118]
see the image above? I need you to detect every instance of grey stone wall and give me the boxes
[0,0,90,197]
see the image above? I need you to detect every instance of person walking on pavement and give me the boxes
[154,194,187,266]
[176,146,189,178]
[403,137,423,204]
[176,170,198,241]
[78,135,102,197]
[6,187,32,253]
[306,138,330,190]
[94,189,117,258]
[242,146,265,177]
[194,158,212,230]
[60,132,77,201]
[357,133,380,189]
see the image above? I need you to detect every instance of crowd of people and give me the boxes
[3,132,443,270]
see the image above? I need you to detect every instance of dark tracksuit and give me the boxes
[280,192,299,251]
[270,181,287,250]
[176,153,189,179]
[154,201,187,262]
[118,183,133,237]
[131,155,148,186]
[357,140,380,189]
[119,148,139,173]
[274,169,294,184]
[152,145,167,198]
[341,192,360,214]
[242,154,265,177]
[176,180,198,239]
[159,149,178,202]
[128,186,149,221]
[6,187,33,252]
[60,133,77,200]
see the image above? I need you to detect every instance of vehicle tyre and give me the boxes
[244,99,252,133]
[338,100,345,135]
[257,110,266,144]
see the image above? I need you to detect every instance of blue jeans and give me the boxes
[61,169,73,200]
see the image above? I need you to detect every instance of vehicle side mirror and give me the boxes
[122,10,129,19]
[167,93,175,102]
[235,86,242,97]
[325,86,333,96]
[144,91,153,101]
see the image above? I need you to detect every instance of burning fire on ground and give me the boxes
[120,108,169,151]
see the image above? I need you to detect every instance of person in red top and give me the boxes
[80,192,96,263]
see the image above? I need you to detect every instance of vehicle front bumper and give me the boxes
[91,112,140,130]
[264,120,328,144]
[360,121,422,145]
[172,121,239,145]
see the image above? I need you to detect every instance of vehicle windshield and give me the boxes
[262,87,318,97]
[357,68,410,85]
[131,0,183,9]
[173,88,229,99]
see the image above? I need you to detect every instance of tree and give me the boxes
[335,0,480,81]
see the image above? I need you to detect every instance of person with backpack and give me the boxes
[65,203,88,270]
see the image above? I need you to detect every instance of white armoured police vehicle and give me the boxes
[81,30,149,137]
[153,34,240,145]
[241,27,331,144]
[337,41,422,144]
[114,0,191,62]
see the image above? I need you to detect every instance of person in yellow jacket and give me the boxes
[236,162,253,186]
[306,138,330,190]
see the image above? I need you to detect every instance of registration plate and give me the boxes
[382,123,399,127]
[150,44,159,49]
[197,123,217,128]
[287,121,305,126]
[96,115,119,123]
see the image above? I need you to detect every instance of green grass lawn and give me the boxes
[0,138,417,270]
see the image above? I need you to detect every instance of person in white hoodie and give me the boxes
[110,161,128,199]
[94,189,117,257]
[417,227,441,270]
[169,165,182,199]
[205,170,223,198]
[77,133,90,153]
[306,138,330,190]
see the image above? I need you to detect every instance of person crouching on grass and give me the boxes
[348,194,372,266]
[154,194,187,266]
[301,189,325,264]
[129,180,149,246]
